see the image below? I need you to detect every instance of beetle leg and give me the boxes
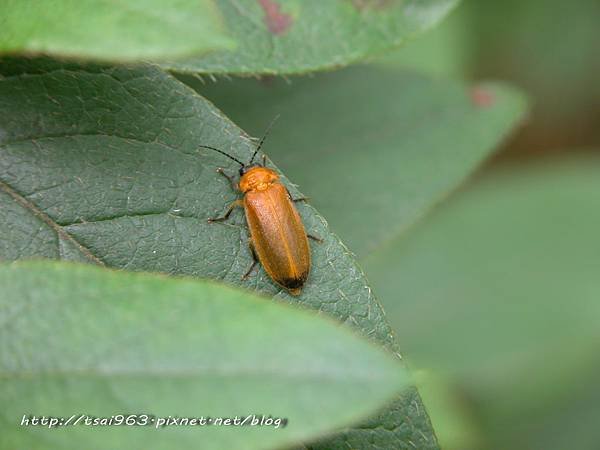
[307,234,324,243]
[216,168,237,191]
[208,199,243,223]
[262,154,267,167]
[242,241,259,280]
[286,186,310,203]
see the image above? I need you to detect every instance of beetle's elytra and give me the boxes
[199,120,320,295]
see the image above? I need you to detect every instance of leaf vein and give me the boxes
[0,179,104,266]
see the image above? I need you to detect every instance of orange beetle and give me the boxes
[199,121,320,295]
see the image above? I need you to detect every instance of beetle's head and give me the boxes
[239,166,279,193]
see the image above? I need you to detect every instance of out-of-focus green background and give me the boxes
[382,0,600,159]
[371,0,600,448]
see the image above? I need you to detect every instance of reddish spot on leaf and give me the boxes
[470,86,496,108]
[258,0,293,35]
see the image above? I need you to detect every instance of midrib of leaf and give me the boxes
[0,178,103,265]
[0,133,175,151]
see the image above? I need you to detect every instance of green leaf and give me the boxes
[505,366,600,450]
[0,59,438,449]
[371,3,470,78]
[0,260,409,450]
[465,0,600,120]
[362,156,600,448]
[0,0,234,62]
[190,66,528,258]
[163,0,460,75]
[413,371,482,450]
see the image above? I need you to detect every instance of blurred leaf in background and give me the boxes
[0,0,234,61]
[364,156,600,449]
[370,4,469,78]
[413,370,483,450]
[383,0,600,156]
[165,0,460,75]
[0,0,461,74]
[367,3,600,444]
[466,0,600,156]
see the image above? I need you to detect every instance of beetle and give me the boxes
[199,120,321,296]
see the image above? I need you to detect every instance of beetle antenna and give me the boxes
[249,114,280,165]
[198,145,245,167]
